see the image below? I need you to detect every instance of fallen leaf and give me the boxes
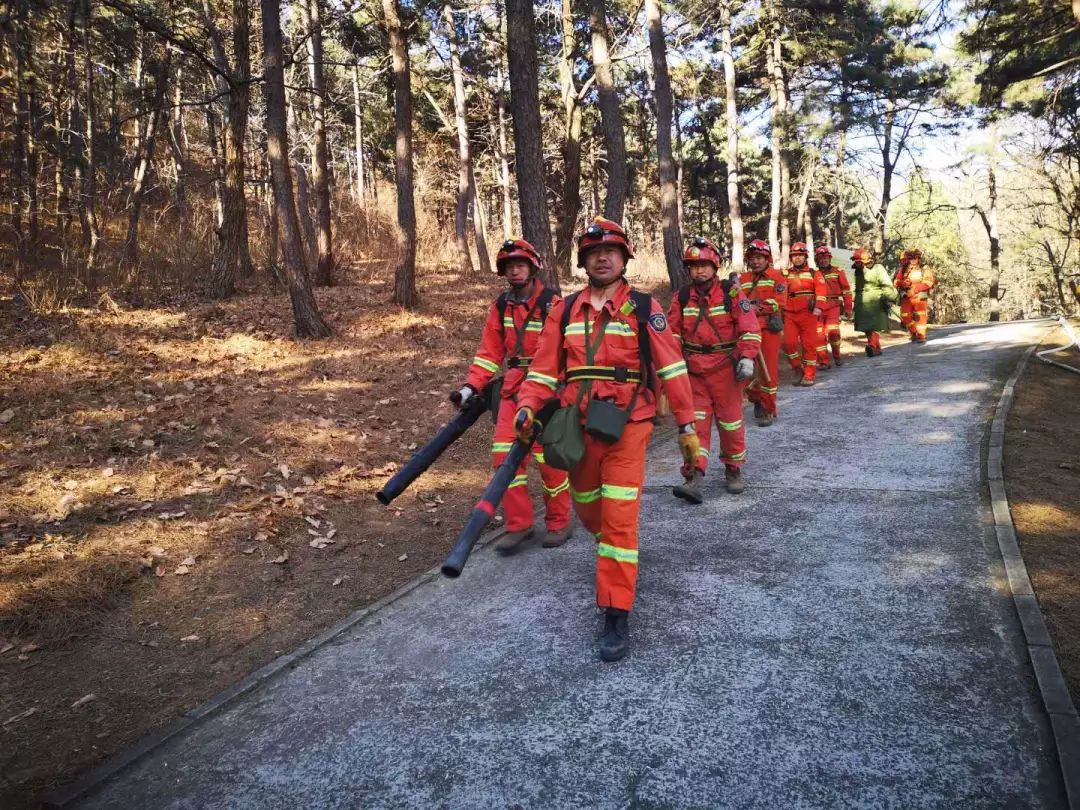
[304,516,321,529]
[278,463,291,480]
[154,565,166,577]
[20,643,40,654]
[180,634,200,643]
[0,643,14,655]
[397,553,408,562]
[332,576,344,586]
[71,693,96,709]
[3,707,37,726]
[241,547,256,555]
[270,551,289,564]
[0,408,14,424]
[101,467,115,477]
[179,556,196,567]
[174,565,191,576]
[308,537,334,549]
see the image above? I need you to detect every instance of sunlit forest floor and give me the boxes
[0,267,907,806]
[1006,319,1080,709]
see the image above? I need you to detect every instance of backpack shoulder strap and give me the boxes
[629,291,655,392]
[496,291,510,329]
[558,291,580,368]
[678,286,691,310]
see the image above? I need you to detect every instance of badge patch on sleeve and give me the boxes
[776,283,787,293]
[739,299,752,313]
[649,312,668,332]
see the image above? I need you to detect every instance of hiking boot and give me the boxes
[495,527,534,555]
[599,608,630,662]
[756,411,775,427]
[864,345,874,357]
[797,375,816,386]
[753,402,765,421]
[542,526,572,548]
[833,355,844,366]
[725,465,746,494]
[672,470,704,504]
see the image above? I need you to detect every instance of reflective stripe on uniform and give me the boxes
[698,447,710,459]
[472,356,500,373]
[601,484,639,501]
[564,321,636,337]
[721,449,747,462]
[694,410,708,420]
[741,332,761,342]
[718,418,742,431]
[525,370,559,390]
[491,442,514,454]
[597,543,638,565]
[508,474,528,489]
[572,486,601,504]
[543,479,569,497]
[657,360,688,380]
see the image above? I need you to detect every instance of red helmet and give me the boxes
[496,238,542,275]
[852,248,873,264]
[682,237,722,268]
[814,244,832,258]
[790,241,809,257]
[904,248,922,263]
[577,217,634,268]
[746,239,772,259]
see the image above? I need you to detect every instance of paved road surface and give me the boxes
[76,321,1065,809]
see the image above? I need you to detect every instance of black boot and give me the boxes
[599,608,630,662]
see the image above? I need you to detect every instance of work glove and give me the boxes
[448,384,477,409]
[514,406,536,443]
[735,358,755,382]
[677,425,700,466]
[812,307,823,317]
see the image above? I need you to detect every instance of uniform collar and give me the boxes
[506,278,540,305]
[578,278,631,315]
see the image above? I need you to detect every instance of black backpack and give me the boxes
[676,275,737,343]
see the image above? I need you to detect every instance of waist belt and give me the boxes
[826,294,844,300]
[683,341,736,354]
[506,356,532,369]
[791,291,815,297]
[566,365,642,384]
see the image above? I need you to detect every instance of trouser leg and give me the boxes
[688,373,713,475]
[492,402,533,532]
[782,316,802,371]
[913,300,929,340]
[798,312,819,381]
[747,328,781,416]
[712,371,747,468]
[534,447,571,530]
[593,421,652,612]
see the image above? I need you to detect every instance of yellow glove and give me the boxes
[678,428,700,466]
[514,407,536,443]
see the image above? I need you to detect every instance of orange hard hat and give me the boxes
[746,239,772,258]
[682,237,722,268]
[790,241,809,257]
[576,217,633,268]
[814,244,832,258]
[496,238,542,275]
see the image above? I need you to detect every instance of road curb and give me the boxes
[42,520,516,809]
[989,335,1080,808]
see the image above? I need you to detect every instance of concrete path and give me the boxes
[76,321,1065,809]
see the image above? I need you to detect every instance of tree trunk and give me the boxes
[766,40,781,260]
[493,3,514,240]
[771,27,793,266]
[645,0,685,290]
[382,0,418,308]
[444,1,475,276]
[260,0,331,336]
[10,3,29,280]
[304,0,334,285]
[589,0,627,222]
[875,99,896,253]
[719,0,743,272]
[167,62,188,227]
[469,171,492,274]
[795,152,817,248]
[205,0,252,299]
[986,124,1001,322]
[554,0,582,279]
[124,53,168,269]
[352,63,366,200]
[505,0,559,291]
[834,128,846,249]
[80,0,101,286]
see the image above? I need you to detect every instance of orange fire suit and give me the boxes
[895,264,936,341]
[465,282,571,534]
[782,266,828,382]
[668,280,761,474]
[818,264,852,364]
[516,279,695,612]
[739,267,787,416]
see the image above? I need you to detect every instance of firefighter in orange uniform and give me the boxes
[739,239,787,426]
[669,238,761,503]
[815,245,853,366]
[781,242,828,386]
[894,248,935,343]
[894,251,915,335]
[514,218,698,662]
[454,239,572,555]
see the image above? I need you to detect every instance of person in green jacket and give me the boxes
[852,247,899,357]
